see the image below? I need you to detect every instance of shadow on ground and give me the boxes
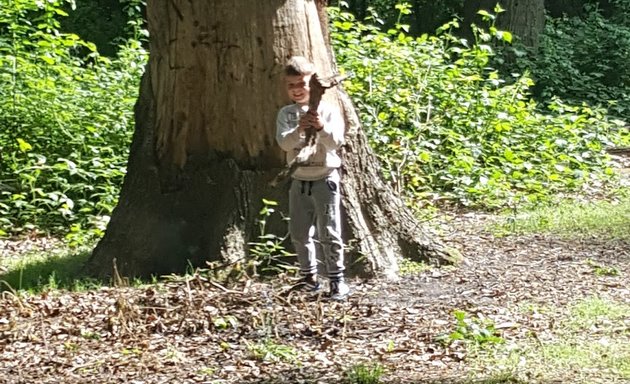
[0,248,103,292]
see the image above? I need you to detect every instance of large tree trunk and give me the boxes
[463,0,545,51]
[499,0,545,51]
[86,0,460,280]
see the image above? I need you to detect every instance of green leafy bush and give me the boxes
[0,0,147,239]
[330,4,629,209]
[519,0,630,120]
[438,310,504,346]
[2,0,628,242]
[346,362,385,384]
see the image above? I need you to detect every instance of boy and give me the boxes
[275,56,349,300]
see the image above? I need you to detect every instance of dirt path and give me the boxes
[1,217,629,384]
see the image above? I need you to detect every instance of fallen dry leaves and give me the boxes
[1,214,629,384]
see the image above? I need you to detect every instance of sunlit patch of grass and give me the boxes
[0,243,105,292]
[568,296,630,329]
[585,258,621,277]
[398,259,431,276]
[493,196,630,239]
[515,302,552,316]
[542,342,630,377]
[345,362,385,384]
[468,296,630,383]
[245,339,299,364]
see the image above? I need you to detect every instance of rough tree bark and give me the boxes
[86,0,461,279]
[463,0,545,51]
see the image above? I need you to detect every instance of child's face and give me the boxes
[285,74,311,105]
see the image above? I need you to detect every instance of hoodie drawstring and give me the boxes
[300,181,313,196]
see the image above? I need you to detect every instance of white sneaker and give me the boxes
[329,280,350,300]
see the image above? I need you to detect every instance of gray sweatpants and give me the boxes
[289,170,345,281]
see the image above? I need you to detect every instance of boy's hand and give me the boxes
[299,111,324,132]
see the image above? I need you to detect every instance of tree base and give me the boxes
[86,154,290,279]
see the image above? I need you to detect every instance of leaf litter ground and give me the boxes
[1,215,629,384]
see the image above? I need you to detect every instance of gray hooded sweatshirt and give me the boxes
[276,101,345,181]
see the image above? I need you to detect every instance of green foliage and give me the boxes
[0,245,101,292]
[0,0,147,240]
[466,375,526,384]
[586,259,621,277]
[346,362,385,384]
[517,1,630,120]
[398,258,430,275]
[330,5,629,210]
[568,296,630,327]
[2,0,628,243]
[248,199,296,275]
[476,297,630,382]
[337,0,465,36]
[246,339,299,363]
[212,315,238,330]
[493,194,630,240]
[59,0,129,57]
[439,310,504,346]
